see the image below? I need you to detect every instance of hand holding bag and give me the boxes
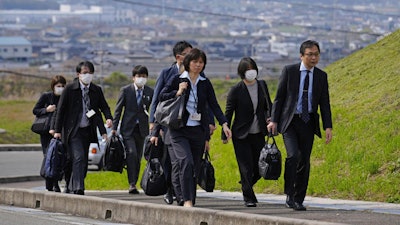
[258,135,282,180]
[140,137,167,196]
[154,93,185,129]
[31,94,53,135]
[197,151,215,192]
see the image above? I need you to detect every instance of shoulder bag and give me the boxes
[154,93,185,129]
[31,94,53,135]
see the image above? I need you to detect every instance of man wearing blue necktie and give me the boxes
[268,40,333,211]
[112,65,154,194]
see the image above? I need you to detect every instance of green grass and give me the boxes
[2,29,400,203]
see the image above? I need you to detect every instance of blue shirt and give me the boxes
[296,63,313,114]
[179,71,206,126]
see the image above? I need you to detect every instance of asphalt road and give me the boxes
[1,150,400,225]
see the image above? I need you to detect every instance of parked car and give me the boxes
[88,125,112,170]
[88,124,120,170]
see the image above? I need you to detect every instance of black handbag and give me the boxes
[258,135,282,180]
[197,151,215,192]
[31,114,52,135]
[154,93,185,129]
[140,139,167,196]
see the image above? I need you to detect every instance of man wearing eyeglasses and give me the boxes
[267,40,333,211]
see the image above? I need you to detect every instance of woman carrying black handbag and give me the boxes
[222,57,273,207]
[158,48,232,207]
[32,75,66,192]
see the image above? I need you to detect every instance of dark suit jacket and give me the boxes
[33,91,60,131]
[54,78,112,147]
[224,79,272,139]
[150,63,179,123]
[159,74,227,140]
[271,63,332,138]
[113,84,154,139]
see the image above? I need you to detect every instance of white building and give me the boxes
[0,36,32,61]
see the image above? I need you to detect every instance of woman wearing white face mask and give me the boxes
[32,75,66,192]
[222,57,273,207]
[112,65,154,194]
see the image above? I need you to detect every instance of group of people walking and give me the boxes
[33,39,332,211]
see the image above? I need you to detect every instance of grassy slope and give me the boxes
[315,29,400,202]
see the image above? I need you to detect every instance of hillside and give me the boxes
[311,29,400,202]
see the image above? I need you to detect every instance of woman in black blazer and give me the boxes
[159,48,232,207]
[32,75,66,192]
[223,57,272,207]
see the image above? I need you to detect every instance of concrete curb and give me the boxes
[0,144,41,152]
[0,188,346,225]
[0,175,42,184]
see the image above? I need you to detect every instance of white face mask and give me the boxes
[245,69,257,81]
[79,73,93,85]
[135,77,147,87]
[54,87,64,96]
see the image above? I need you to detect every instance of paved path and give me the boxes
[1,149,400,224]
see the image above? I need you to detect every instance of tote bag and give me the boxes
[154,93,185,129]
[31,114,51,135]
[197,151,215,192]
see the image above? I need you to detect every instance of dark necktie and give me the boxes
[136,89,142,106]
[301,71,310,123]
[81,86,91,127]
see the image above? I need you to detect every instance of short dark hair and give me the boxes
[76,61,95,74]
[300,40,320,55]
[50,75,67,91]
[132,65,148,77]
[237,57,258,79]
[182,48,207,73]
[173,41,193,57]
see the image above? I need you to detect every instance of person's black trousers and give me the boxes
[282,115,315,204]
[169,126,205,203]
[232,132,264,203]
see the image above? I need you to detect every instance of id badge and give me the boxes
[190,112,201,121]
[86,109,96,118]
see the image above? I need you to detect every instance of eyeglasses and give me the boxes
[304,52,320,57]
[179,52,189,57]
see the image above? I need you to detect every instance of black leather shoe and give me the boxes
[163,193,173,204]
[293,202,306,211]
[74,189,84,195]
[285,195,295,208]
[54,186,61,193]
[244,202,257,207]
[128,185,139,194]
[177,199,184,206]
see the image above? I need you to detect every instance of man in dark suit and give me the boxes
[268,40,333,211]
[54,61,113,195]
[112,65,154,194]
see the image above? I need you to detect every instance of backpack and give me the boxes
[103,134,126,173]
[258,135,282,180]
[44,138,66,180]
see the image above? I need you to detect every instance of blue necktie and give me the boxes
[136,89,142,106]
[301,71,310,123]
